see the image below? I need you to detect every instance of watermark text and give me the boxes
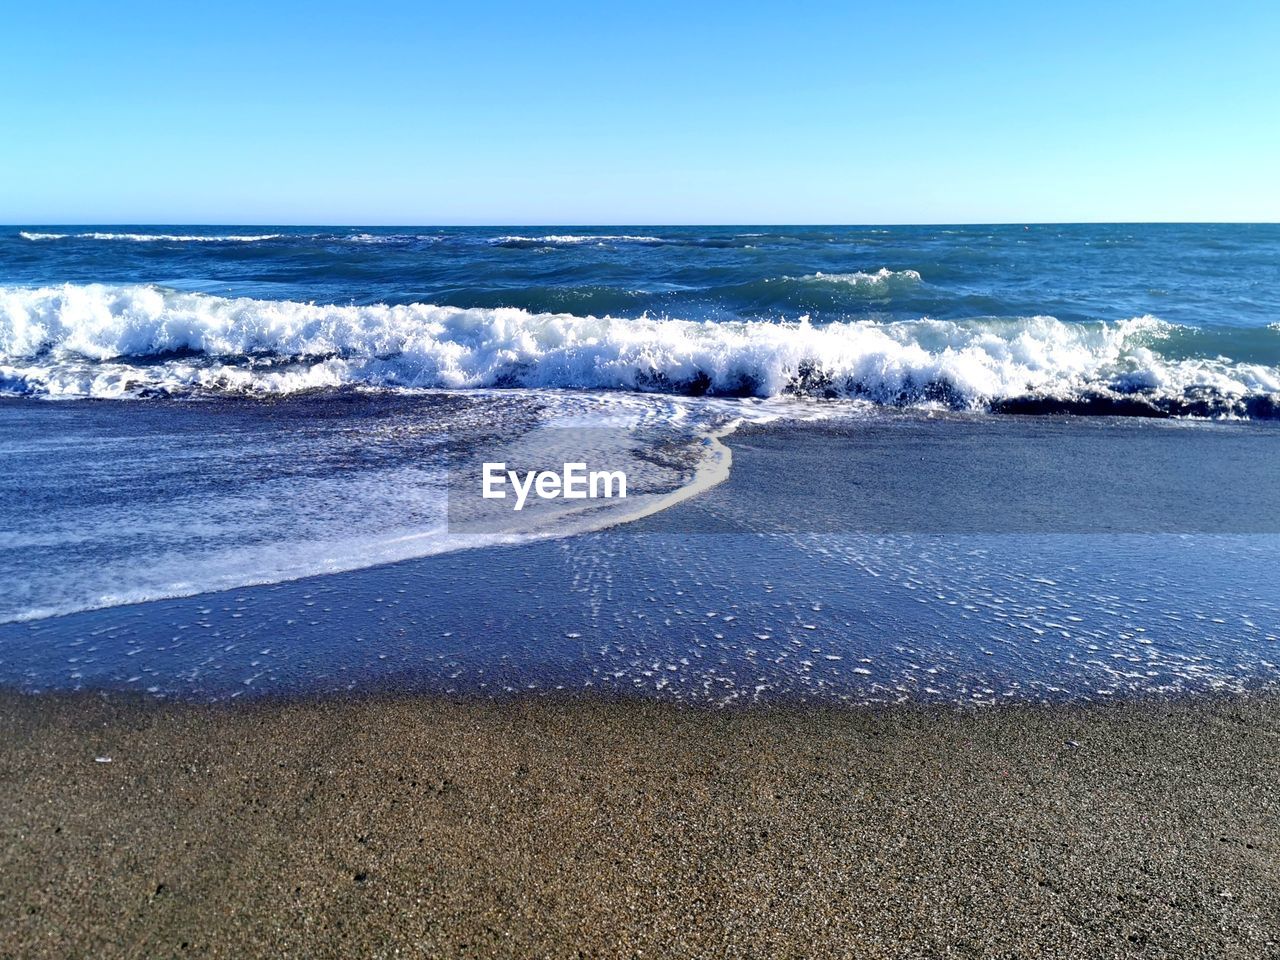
[482,462,627,511]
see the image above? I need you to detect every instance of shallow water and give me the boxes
[2,411,1276,706]
[3,224,1278,705]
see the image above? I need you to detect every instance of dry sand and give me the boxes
[2,691,1278,958]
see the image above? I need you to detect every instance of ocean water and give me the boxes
[4,224,1278,413]
[1,224,1278,703]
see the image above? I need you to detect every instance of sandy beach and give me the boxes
[2,690,1277,958]
[7,1,1280,956]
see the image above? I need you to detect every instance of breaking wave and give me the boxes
[2,283,1278,417]
[800,268,923,288]
[490,234,666,248]
[19,232,281,243]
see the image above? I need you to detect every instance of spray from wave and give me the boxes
[1,283,1278,417]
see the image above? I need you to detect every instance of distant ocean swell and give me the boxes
[19,231,283,243]
[19,230,781,249]
[2,283,1278,417]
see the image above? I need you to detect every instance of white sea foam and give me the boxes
[19,231,280,242]
[1,283,1277,413]
[491,234,665,246]
[0,389,749,623]
[800,268,923,287]
[343,233,443,244]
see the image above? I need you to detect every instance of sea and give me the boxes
[1,224,1277,704]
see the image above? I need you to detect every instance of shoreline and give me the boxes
[3,689,1278,957]
[2,410,1278,706]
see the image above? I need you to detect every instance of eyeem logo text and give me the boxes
[482,462,627,511]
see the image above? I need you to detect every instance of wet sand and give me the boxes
[2,690,1278,958]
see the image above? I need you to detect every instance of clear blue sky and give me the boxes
[2,0,1277,224]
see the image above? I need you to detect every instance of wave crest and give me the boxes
[800,268,923,288]
[19,231,281,242]
[490,234,666,248]
[1,283,1277,416]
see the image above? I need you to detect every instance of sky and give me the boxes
[1,0,1277,224]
